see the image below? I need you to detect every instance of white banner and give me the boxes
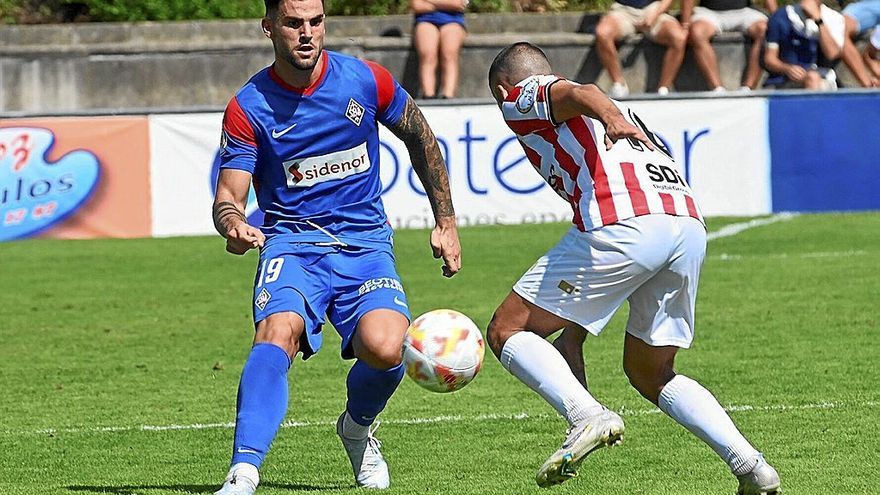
[148,97,770,237]
[627,97,771,216]
[149,113,224,237]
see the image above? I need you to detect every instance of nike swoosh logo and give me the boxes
[393,296,408,308]
[236,448,259,454]
[271,123,297,138]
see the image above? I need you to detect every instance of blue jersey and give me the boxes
[220,51,409,247]
[765,6,820,85]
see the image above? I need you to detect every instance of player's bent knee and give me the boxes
[255,312,305,356]
[486,314,514,358]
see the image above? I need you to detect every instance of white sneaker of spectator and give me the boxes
[609,82,629,98]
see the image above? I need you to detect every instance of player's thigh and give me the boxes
[511,225,655,339]
[329,246,411,359]
[626,216,706,349]
[413,22,441,57]
[438,23,466,58]
[351,309,410,368]
[253,243,333,357]
[489,290,579,339]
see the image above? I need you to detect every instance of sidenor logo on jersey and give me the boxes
[283,142,371,188]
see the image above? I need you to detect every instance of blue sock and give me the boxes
[345,360,405,426]
[231,343,291,468]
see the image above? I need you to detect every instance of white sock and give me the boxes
[228,462,259,486]
[500,331,604,425]
[341,411,369,440]
[658,375,760,475]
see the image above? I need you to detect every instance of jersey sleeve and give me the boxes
[765,10,786,49]
[501,75,560,136]
[219,96,258,174]
[365,60,409,127]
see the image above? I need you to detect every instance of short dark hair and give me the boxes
[264,0,279,16]
[264,0,324,16]
[488,42,551,89]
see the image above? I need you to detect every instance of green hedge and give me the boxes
[1,0,778,23]
[0,0,581,23]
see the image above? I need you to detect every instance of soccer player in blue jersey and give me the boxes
[211,0,461,493]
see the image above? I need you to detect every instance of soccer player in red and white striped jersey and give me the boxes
[484,42,780,495]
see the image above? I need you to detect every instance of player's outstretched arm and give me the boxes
[548,81,654,151]
[213,168,265,255]
[388,96,461,277]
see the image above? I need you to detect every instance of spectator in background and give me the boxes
[841,0,880,86]
[842,0,880,38]
[763,0,845,89]
[681,0,777,92]
[411,0,468,98]
[862,25,880,78]
[594,0,689,97]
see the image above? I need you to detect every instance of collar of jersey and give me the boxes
[269,52,330,96]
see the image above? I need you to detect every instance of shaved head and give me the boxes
[488,42,553,100]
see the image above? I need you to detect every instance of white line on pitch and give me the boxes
[709,250,868,261]
[706,213,797,242]
[13,399,877,436]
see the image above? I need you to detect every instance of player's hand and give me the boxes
[603,115,655,151]
[785,64,807,82]
[225,223,265,255]
[430,216,461,278]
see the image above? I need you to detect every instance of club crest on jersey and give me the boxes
[346,98,365,126]
[255,288,271,310]
[283,142,371,188]
[515,78,540,114]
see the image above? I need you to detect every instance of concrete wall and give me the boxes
[0,13,868,114]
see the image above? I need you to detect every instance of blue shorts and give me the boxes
[843,0,880,34]
[252,240,411,359]
[414,11,467,28]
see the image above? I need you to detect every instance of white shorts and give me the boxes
[691,6,767,34]
[513,214,707,348]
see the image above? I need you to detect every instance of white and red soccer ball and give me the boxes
[402,309,485,393]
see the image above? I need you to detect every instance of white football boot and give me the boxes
[215,462,259,495]
[736,455,781,495]
[336,413,390,489]
[535,408,625,488]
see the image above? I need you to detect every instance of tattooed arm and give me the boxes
[213,168,265,255]
[388,96,461,277]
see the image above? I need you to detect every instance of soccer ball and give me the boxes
[402,309,485,393]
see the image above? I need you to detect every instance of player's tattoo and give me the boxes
[212,200,247,237]
[388,96,455,219]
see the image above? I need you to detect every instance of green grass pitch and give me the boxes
[1,212,878,494]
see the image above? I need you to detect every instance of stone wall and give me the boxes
[0,13,867,114]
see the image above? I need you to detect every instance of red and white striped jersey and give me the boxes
[502,75,704,232]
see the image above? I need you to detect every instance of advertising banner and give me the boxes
[149,97,772,238]
[0,117,151,241]
[769,93,880,212]
[2,96,775,242]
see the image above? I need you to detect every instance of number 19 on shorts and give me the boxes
[257,257,284,287]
